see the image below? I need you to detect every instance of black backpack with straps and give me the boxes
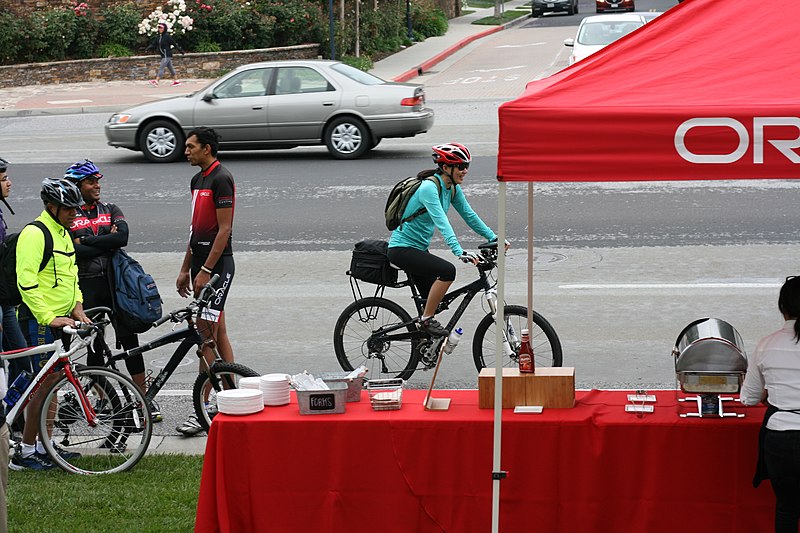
[0,221,54,306]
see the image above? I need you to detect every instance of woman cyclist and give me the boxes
[387,143,506,337]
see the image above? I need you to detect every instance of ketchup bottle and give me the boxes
[518,329,534,373]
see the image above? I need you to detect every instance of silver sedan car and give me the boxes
[105,60,435,162]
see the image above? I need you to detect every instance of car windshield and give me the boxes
[577,20,644,46]
[331,63,385,85]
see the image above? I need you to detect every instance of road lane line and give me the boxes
[560,283,781,289]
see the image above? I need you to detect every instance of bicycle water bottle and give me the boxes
[442,328,463,356]
[4,370,33,409]
[518,329,534,373]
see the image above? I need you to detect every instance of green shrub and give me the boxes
[100,3,144,51]
[98,43,133,57]
[341,54,374,72]
[195,41,222,53]
[0,10,24,64]
[411,0,448,38]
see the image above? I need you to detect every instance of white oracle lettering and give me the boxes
[675,117,800,164]
[674,118,749,164]
[753,117,800,164]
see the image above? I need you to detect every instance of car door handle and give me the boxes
[322,102,334,106]
[252,106,264,110]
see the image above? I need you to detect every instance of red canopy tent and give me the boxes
[488,1,800,530]
[498,0,800,183]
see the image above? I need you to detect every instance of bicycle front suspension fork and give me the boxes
[483,289,518,358]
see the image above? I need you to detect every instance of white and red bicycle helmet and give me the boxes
[431,143,471,166]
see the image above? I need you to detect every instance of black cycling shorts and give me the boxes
[387,247,456,298]
[191,254,235,323]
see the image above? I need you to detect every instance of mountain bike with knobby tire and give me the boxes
[334,242,562,380]
[92,274,259,432]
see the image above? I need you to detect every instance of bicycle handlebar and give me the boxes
[152,273,221,328]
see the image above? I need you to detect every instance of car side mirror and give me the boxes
[202,93,216,102]
[563,38,574,47]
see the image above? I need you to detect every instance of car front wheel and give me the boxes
[139,120,185,163]
[324,116,371,160]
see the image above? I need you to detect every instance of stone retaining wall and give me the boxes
[0,44,320,88]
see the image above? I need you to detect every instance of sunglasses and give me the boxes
[454,163,469,171]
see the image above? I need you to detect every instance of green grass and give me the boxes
[8,454,204,532]
[465,0,513,8]
[472,9,530,25]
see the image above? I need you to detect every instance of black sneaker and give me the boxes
[49,443,82,460]
[9,451,54,471]
[419,317,449,337]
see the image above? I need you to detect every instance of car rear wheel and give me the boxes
[139,120,185,163]
[324,116,371,160]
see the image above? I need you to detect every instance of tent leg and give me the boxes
[492,181,507,533]
[528,182,534,333]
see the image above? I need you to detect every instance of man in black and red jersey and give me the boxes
[176,127,236,436]
[65,160,153,416]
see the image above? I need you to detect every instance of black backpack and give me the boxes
[0,221,53,306]
[385,176,454,231]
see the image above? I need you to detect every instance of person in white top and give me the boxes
[741,275,800,533]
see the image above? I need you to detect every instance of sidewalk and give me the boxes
[0,2,530,118]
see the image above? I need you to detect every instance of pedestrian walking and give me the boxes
[145,22,184,87]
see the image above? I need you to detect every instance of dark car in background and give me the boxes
[104,60,434,162]
[532,0,578,17]
[596,0,635,13]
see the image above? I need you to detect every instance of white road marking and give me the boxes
[46,99,93,104]
[468,65,528,73]
[496,43,547,48]
[560,283,781,290]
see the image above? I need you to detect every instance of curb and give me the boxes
[392,15,530,83]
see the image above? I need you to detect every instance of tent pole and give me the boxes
[492,181,507,533]
[528,183,533,333]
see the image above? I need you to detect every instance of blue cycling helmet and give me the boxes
[41,178,83,208]
[64,159,103,182]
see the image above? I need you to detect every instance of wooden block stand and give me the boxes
[478,367,576,409]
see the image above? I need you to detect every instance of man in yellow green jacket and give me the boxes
[10,178,90,471]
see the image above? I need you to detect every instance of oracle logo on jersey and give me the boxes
[72,213,112,230]
[199,191,212,197]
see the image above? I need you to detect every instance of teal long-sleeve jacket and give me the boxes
[388,173,496,257]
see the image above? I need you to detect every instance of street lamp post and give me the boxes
[328,0,336,59]
[406,0,413,41]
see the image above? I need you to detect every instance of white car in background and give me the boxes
[563,13,661,65]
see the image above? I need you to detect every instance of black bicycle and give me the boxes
[89,274,259,431]
[334,242,562,380]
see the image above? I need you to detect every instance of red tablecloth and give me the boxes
[195,390,773,533]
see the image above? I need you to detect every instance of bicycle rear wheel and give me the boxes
[39,366,152,475]
[472,305,562,370]
[333,297,419,380]
[192,362,260,431]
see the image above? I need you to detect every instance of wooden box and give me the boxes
[478,368,526,408]
[478,367,576,409]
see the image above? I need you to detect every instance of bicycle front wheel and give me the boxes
[333,297,418,380]
[193,362,260,431]
[39,366,152,475]
[473,305,563,371]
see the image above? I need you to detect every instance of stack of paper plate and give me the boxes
[239,377,263,390]
[217,388,264,415]
[261,373,291,406]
